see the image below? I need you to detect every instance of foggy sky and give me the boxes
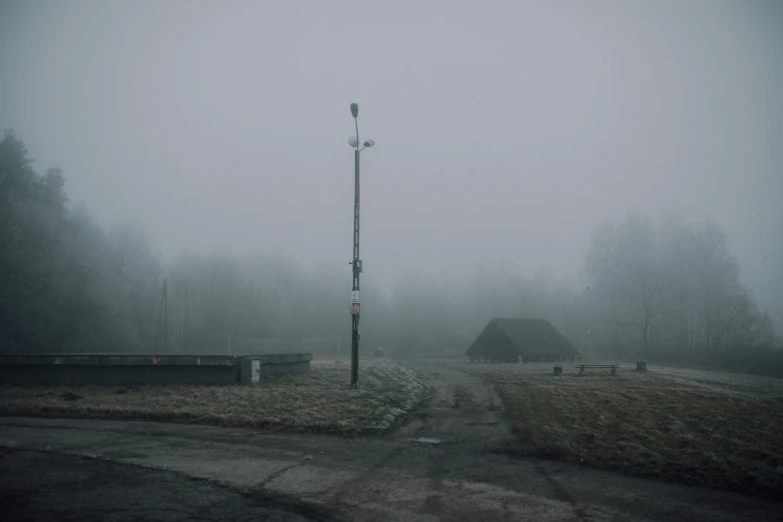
[1,0,782,327]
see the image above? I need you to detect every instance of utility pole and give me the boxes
[348,103,375,389]
[153,277,170,353]
[585,286,591,363]
[163,277,168,353]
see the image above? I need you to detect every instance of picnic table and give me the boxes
[575,364,619,376]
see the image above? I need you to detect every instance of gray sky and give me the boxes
[1,0,782,325]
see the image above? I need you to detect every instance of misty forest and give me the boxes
[1,130,779,375]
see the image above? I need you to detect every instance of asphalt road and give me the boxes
[1,360,782,521]
[0,448,327,521]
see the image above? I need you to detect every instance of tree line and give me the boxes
[1,131,779,374]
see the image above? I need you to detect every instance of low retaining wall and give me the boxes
[0,353,312,386]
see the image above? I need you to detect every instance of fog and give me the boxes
[1,1,782,362]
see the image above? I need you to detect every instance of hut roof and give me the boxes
[466,318,580,357]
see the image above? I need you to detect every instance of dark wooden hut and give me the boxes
[466,318,581,363]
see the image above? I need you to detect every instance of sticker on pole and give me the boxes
[350,305,360,315]
[351,291,360,304]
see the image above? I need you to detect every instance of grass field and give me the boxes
[0,362,431,436]
[462,363,783,499]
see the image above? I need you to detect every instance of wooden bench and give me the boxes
[575,364,619,376]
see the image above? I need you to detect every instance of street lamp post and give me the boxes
[348,103,375,389]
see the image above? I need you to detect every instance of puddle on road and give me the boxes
[408,437,447,445]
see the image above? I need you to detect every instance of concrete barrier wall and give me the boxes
[229,337,332,355]
[260,360,310,377]
[0,353,312,386]
[0,365,240,386]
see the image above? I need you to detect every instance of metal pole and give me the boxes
[350,143,361,389]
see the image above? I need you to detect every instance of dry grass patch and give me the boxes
[463,364,783,499]
[0,363,431,436]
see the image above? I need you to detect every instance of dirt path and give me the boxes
[394,361,512,445]
[1,360,781,521]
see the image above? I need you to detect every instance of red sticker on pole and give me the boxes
[350,305,360,315]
